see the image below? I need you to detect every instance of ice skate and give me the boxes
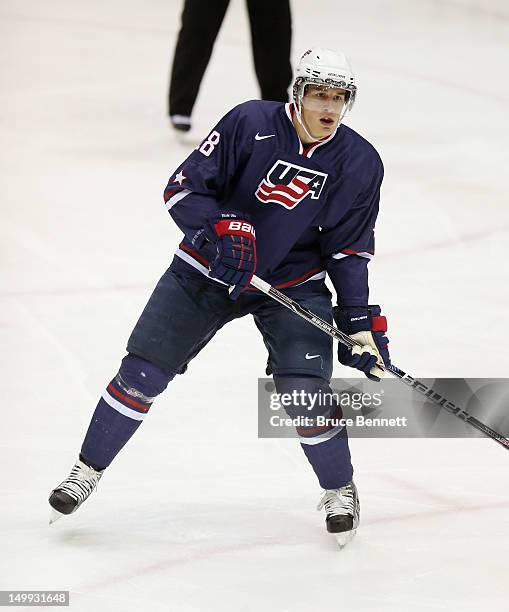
[48,458,104,524]
[317,480,360,549]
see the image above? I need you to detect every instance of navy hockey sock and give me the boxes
[274,375,353,490]
[80,354,174,469]
[301,428,353,490]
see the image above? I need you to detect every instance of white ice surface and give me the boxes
[1,1,508,610]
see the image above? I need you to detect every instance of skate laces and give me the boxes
[56,461,102,503]
[317,483,355,516]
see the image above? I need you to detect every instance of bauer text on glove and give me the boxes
[333,305,391,381]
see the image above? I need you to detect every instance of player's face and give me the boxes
[301,85,346,138]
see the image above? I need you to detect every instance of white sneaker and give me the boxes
[170,114,192,132]
[48,458,103,523]
[317,480,360,548]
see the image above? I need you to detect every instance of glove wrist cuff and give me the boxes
[204,211,256,242]
[213,219,256,240]
[334,304,387,334]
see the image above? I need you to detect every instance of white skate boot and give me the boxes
[48,458,104,524]
[317,480,360,549]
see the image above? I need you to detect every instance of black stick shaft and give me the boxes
[250,275,509,451]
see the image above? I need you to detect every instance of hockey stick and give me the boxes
[249,274,509,451]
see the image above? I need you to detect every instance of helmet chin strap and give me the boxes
[295,101,320,143]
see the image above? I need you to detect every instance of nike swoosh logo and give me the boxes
[255,133,275,140]
[305,353,321,360]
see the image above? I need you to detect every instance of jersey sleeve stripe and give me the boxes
[164,189,192,211]
[245,266,324,291]
[176,244,325,292]
[331,249,373,260]
[179,242,210,267]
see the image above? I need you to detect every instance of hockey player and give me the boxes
[49,48,391,549]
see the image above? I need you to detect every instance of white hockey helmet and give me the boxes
[292,47,357,117]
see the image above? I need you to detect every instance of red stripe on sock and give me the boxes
[107,383,150,412]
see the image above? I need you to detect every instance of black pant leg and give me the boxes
[246,0,292,102]
[169,0,231,117]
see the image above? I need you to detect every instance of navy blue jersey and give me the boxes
[163,101,383,305]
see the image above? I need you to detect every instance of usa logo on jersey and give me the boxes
[255,160,328,210]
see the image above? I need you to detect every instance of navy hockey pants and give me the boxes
[122,266,354,489]
[127,267,334,380]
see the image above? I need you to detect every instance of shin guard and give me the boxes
[80,354,175,470]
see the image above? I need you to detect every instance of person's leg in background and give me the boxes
[168,0,231,131]
[246,0,292,102]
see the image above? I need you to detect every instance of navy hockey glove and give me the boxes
[201,212,257,300]
[333,305,390,381]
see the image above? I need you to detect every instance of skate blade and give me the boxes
[49,508,65,525]
[334,528,357,549]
